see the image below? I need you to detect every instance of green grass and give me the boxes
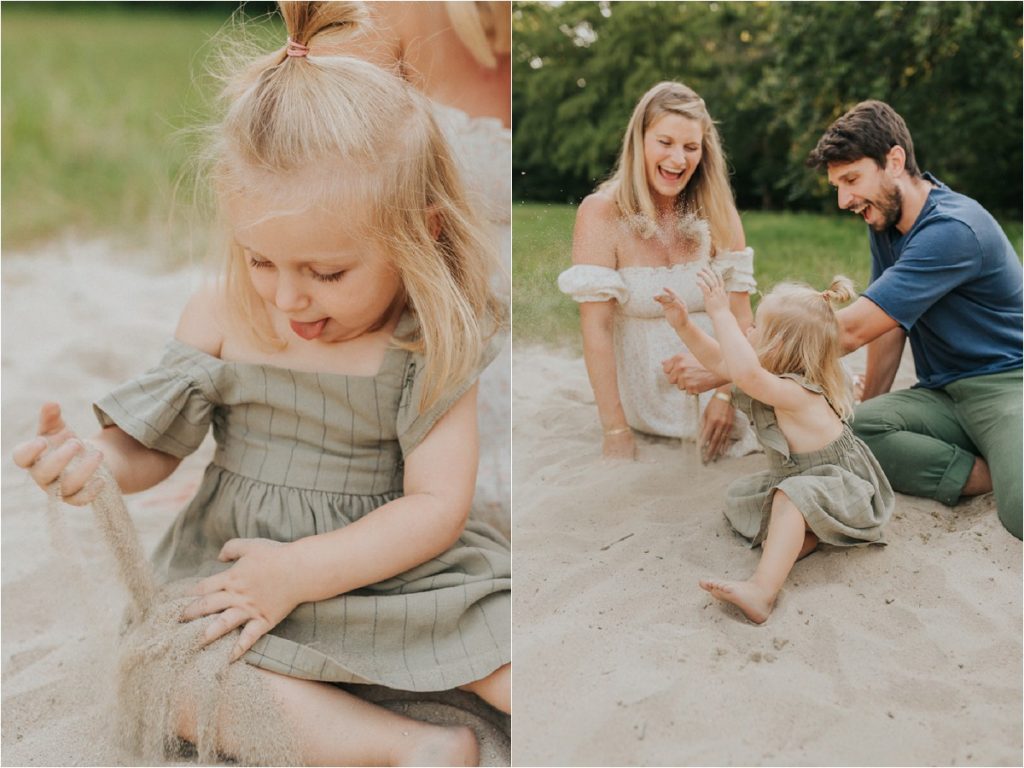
[512,201,1024,349]
[1,6,282,257]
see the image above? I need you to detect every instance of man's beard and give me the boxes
[869,181,903,232]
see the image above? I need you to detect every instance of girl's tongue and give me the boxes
[289,318,328,340]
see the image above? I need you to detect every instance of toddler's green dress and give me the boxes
[725,374,895,547]
[94,312,510,691]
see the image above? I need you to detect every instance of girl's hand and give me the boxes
[696,267,730,315]
[181,538,304,661]
[12,403,105,505]
[602,428,636,461]
[654,287,690,331]
[700,394,735,463]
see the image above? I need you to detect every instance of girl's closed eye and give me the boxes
[311,268,345,283]
[249,255,274,270]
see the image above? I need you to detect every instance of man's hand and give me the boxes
[662,353,725,394]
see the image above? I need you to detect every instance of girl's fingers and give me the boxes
[192,570,229,597]
[61,474,105,507]
[29,440,82,487]
[12,437,49,469]
[181,589,236,622]
[37,402,67,437]
[59,448,105,498]
[200,607,249,647]
[232,618,270,662]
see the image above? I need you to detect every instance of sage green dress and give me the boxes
[93,312,510,692]
[725,374,895,547]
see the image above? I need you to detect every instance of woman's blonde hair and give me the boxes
[751,276,858,421]
[205,1,504,411]
[599,81,738,254]
[445,1,511,69]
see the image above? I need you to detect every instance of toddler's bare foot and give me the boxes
[392,724,478,767]
[699,578,775,624]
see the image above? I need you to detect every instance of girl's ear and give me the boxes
[427,206,442,240]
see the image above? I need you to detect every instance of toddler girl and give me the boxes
[656,267,893,624]
[13,2,509,765]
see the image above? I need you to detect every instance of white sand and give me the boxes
[511,343,1022,766]
[1,242,509,766]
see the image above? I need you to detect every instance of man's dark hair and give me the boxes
[806,100,920,176]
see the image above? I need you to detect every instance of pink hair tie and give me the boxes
[286,37,310,58]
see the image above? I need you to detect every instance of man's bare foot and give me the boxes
[392,724,478,767]
[699,578,775,624]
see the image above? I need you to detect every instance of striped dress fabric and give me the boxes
[725,374,895,548]
[93,313,510,691]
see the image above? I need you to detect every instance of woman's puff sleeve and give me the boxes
[714,247,757,293]
[557,265,629,304]
[92,340,222,459]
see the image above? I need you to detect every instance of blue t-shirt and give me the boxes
[863,173,1023,389]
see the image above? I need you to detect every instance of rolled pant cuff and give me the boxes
[934,446,977,506]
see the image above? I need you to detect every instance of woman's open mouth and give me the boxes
[658,165,685,183]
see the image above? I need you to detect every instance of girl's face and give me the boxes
[228,193,404,344]
[642,113,703,206]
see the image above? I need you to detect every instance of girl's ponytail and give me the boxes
[821,275,856,307]
[277,1,368,61]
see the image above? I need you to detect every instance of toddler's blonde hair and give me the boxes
[599,81,738,254]
[206,1,504,410]
[752,276,857,420]
[446,1,511,69]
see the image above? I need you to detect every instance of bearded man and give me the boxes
[808,99,1022,539]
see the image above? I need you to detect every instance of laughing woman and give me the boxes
[558,81,760,461]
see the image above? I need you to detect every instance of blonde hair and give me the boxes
[445,1,511,68]
[599,81,738,254]
[207,1,503,411]
[752,276,858,421]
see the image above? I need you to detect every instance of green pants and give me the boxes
[852,368,1022,539]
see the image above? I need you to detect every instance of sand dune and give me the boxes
[511,343,1021,767]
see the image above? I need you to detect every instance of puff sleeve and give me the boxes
[93,340,224,459]
[395,329,505,458]
[713,247,757,293]
[557,265,629,304]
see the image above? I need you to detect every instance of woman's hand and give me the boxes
[12,403,105,505]
[654,287,690,331]
[602,428,637,461]
[181,538,305,661]
[700,393,735,463]
[696,267,730,315]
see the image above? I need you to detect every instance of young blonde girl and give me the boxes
[13,2,509,765]
[656,267,894,624]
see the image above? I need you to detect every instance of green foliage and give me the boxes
[512,203,1023,349]
[513,1,1023,217]
[1,5,283,253]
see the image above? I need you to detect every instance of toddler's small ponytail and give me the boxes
[821,275,856,307]
[277,1,368,62]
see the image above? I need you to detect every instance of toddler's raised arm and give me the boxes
[654,287,730,381]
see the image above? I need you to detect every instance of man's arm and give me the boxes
[861,326,907,400]
[836,296,900,354]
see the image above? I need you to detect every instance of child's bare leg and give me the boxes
[700,491,807,624]
[178,667,478,767]
[458,663,510,714]
[798,531,819,560]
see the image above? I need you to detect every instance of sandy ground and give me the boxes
[511,342,1022,767]
[1,242,509,766]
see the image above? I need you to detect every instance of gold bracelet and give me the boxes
[713,391,732,404]
[604,426,631,436]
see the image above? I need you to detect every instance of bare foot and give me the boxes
[392,724,478,767]
[699,578,775,624]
